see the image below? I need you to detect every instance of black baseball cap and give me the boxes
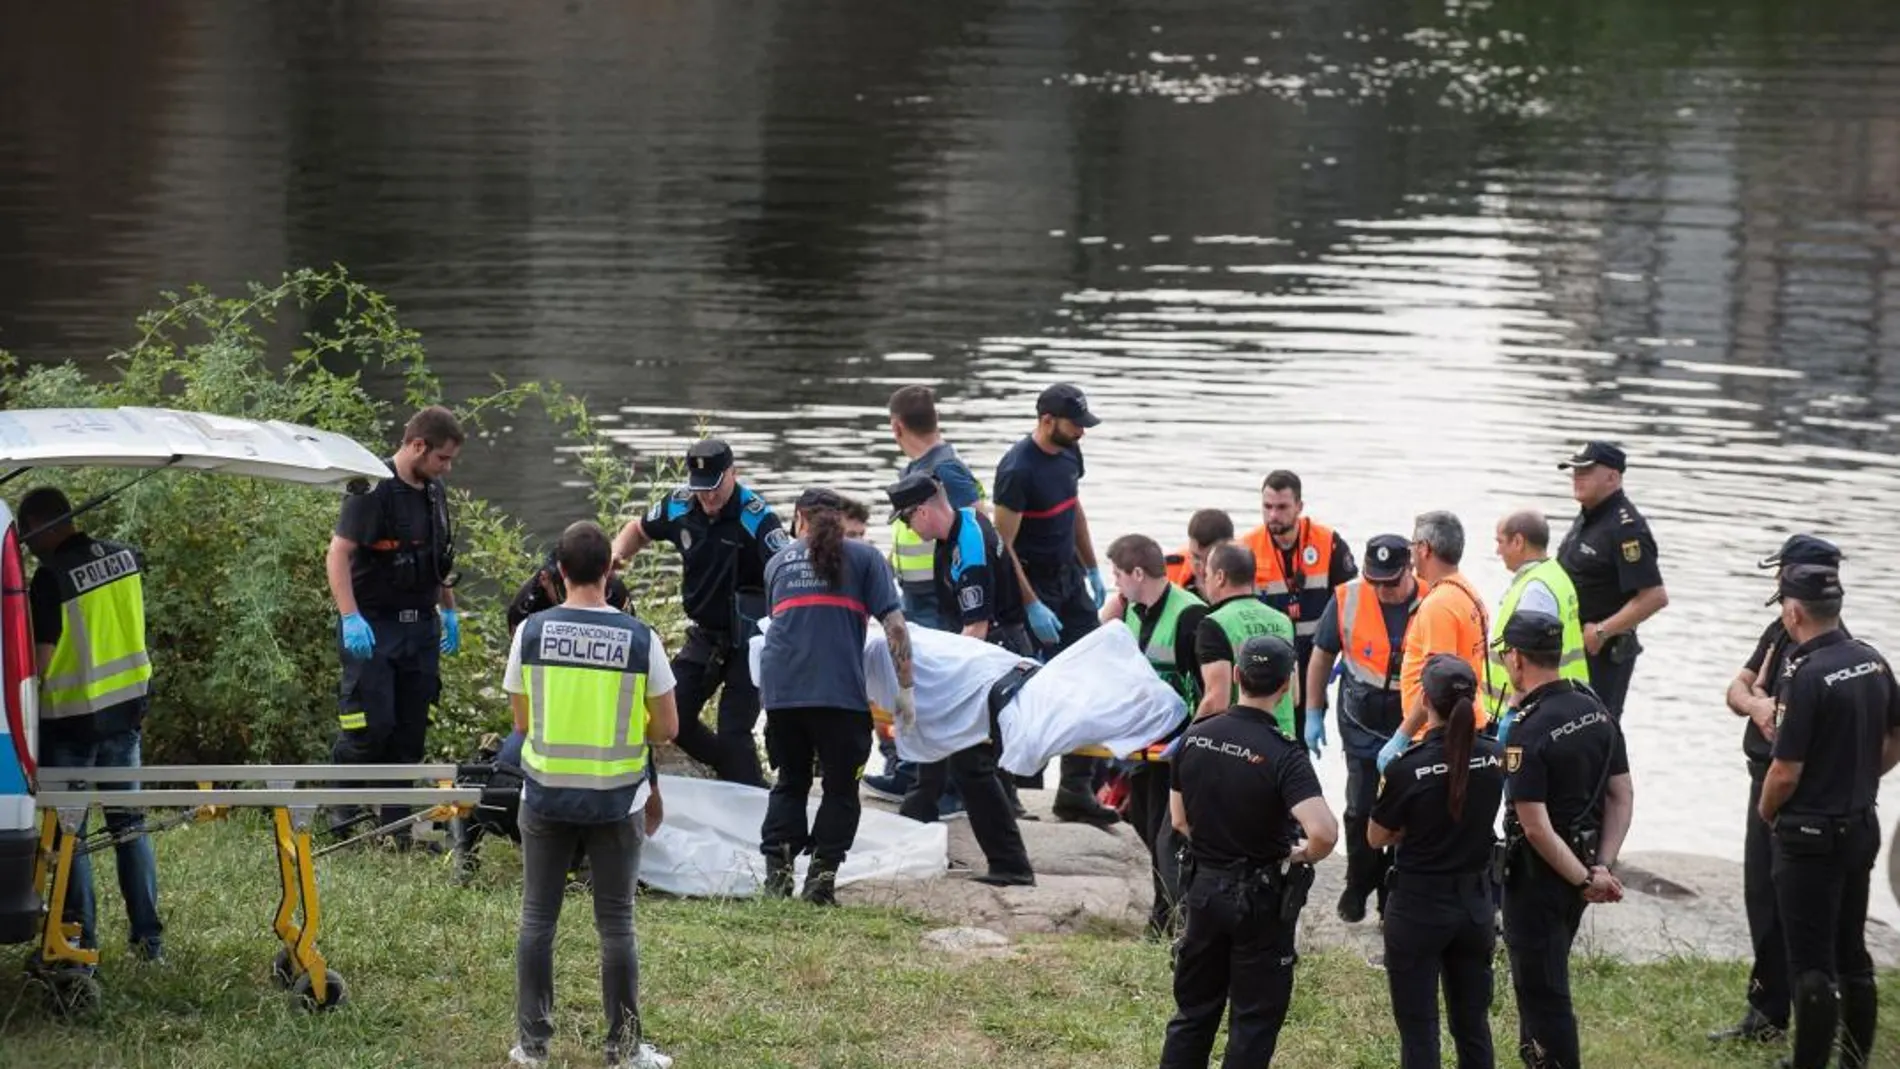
[884,471,942,522]
[1557,441,1627,473]
[1422,654,1479,712]
[1036,383,1101,428]
[1768,564,1843,606]
[684,439,734,491]
[795,486,850,513]
[1235,634,1297,697]
[1495,610,1565,655]
[1362,533,1412,583]
[1758,534,1844,571]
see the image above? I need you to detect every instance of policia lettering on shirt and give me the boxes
[612,438,789,788]
[1161,634,1338,1069]
[1495,610,1635,1069]
[325,405,464,841]
[1755,564,1900,1069]
[1554,441,1669,722]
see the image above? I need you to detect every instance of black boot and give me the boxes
[1052,764,1118,826]
[800,858,841,907]
[1707,1006,1785,1044]
[1788,970,1839,1069]
[1838,976,1876,1068]
[762,848,795,900]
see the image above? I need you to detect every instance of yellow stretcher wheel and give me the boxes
[36,966,101,1019]
[291,968,348,1012]
[270,947,295,989]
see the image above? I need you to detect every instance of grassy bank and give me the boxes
[2,818,1895,1068]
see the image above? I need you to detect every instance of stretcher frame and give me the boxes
[27,763,477,1016]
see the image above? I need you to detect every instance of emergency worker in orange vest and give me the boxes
[1239,471,1358,674]
[1381,511,1491,773]
[1303,534,1429,924]
[1163,509,1233,600]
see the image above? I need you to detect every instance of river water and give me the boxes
[4,0,1900,922]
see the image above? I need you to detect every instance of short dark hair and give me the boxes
[1186,508,1234,547]
[1499,510,1550,552]
[17,487,73,532]
[1513,646,1562,671]
[403,405,465,449]
[1262,470,1302,501]
[1793,597,1843,625]
[556,520,613,586]
[1207,540,1256,587]
[1106,534,1167,579]
[888,385,939,435]
[839,495,871,525]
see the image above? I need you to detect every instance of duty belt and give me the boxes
[366,608,428,623]
[987,662,1042,719]
[1388,870,1490,895]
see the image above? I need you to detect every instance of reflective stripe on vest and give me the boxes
[1483,559,1590,716]
[1209,597,1297,734]
[520,609,651,791]
[1335,580,1399,691]
[890,519,936,588]
[41,544,152,721]
[1244,518,1337,637]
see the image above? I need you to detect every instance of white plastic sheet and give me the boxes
[862,625,1028,763]
[998,620,1188,776]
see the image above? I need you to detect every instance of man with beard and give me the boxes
[1239,471,1357,676]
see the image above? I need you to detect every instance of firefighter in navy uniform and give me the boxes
[612,439,788,788]
[1161,634,1339,1069]
[1553,441,1669,722]
[326,405,465,843]
[1367,654,1506,1069]
[1496,610,1636,1069]
[1757,564,1900,1069]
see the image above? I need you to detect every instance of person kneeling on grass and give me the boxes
[507,521,680,1069]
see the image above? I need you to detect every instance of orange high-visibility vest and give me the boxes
[1240,517,1338,639]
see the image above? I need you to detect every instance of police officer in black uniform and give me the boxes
[1161,634,1338,1069]
[1554,441,1669,721]
[326,405,464,842]
[613,439,788,788]
[1496,610,1635,1069]
[1368,654,1506,1069]
[505,549,636,634]
[1709,534,1845,1046]
[1756,564,1900,1069]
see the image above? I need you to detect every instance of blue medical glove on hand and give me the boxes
[1495,709,1515,748]
[340,613,375,660]
[1086,568,1107,611]
[1303,709,1327,757]
[1376,732,1410,773]
[439,608,461,655]
[1026,600,1064,646]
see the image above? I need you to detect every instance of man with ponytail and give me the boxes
[1368,654,1506,1068]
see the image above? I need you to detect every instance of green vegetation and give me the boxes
[3,819,1896,1068]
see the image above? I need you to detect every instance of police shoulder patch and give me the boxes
[1620,539,1642,563]
[670,487,693,501]
[764,528,791,554]
[745,495,766,514]
[1505,746,1523,774]
[645,500,664,522]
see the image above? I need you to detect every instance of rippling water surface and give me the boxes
[4,0,1900,920]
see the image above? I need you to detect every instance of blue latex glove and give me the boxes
[1026,600,1063,646]
[339,613,375,660]
[1086,567,1107,611]
[1495,709,1515,748]
[1376,732,1410,774]
[439,608,461,655]
[1303,709,1327,757]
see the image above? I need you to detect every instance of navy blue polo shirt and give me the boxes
[760,537,901,712]
[993,436,1084,569]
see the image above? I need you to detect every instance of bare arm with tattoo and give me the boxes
[883,610,914,688]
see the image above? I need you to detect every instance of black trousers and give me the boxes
[1343,755,1392,913]
[1503,860,1587,1069]
[1384,877,1497,1069]
[759,707,874,864]
[1158,867,1298,1069]
[1023,560,1102,788]
[672,625,766,787]
[900,738,1031,876]
[1582,645,1636,722]
[333,612,439,829]
[1773,813,1880,1069]
[1742,760,1789,1027]
[1124,763,1183,934]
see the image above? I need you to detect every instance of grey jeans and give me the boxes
[516,802,646,1056]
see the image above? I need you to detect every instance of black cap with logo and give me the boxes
[1235,634,1297,698]
[884,471,943,522]
[1496,610,1565,655]
[1557,440,1627,473]
[1758,534,1844,571]
[684,439,734,491]
[1362,533,1412,583]
[1768,563,1844,606]
[1036,383,1102,427]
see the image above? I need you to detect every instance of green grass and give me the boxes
[1,818,1895,1068]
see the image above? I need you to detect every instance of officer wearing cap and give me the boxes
[992,383,1119,824]
[1161,634,1339,1069]
[612,438,789,787]
[1709,534,1847,1045]
[1756,564,1900,1069]
[1554,441,1670,721]
[1496,609,1635,1069]
[1305,533,1426,924]
[1367,654,1506,1069]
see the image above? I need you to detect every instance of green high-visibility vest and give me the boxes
[520,607,652,793]
[1483,558,1589,718]
[40,539,152,721]
[889,448,987,592]
[1125,583,1206,709]
[1209,597,1297,735]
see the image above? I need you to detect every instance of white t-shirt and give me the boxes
[504,605,675,696]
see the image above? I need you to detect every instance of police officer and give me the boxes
[1305,533,1422,925]
[757,493,912,905]
[1161,634,1338,1069]
[326,405,464,843]
[992,383,1118,824]
[506,521,678,1069]
[1709,534,1845,1046]
[1368,654,1506,1069]
[1497,610,1635,1069]
[506,549,635,633]
[1756,564,1900,1069]
[612,438,789,788]
[1554,441,1670,721]
[18,487,163,962]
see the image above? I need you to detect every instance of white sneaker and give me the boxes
[620,1041,673,1069]
[508,1046,548,1068]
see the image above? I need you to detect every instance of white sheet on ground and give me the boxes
[639,777,948,897]
[997,620,1187,776]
